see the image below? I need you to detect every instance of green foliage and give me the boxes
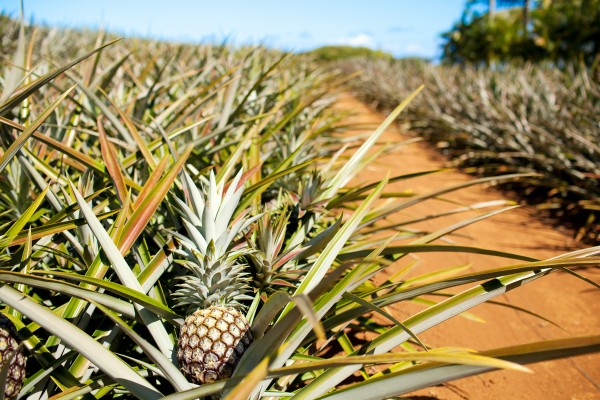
[442,0,600,65]
[306,45,393,62]
[442,9,544,64]
[533,0,600,65]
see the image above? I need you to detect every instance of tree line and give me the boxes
[442,0,600,66]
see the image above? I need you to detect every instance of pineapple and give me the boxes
[177,306,251,384]
[0,313,26,400]
[173,170,257,384]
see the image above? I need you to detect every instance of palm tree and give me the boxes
[521,0,531,32]
[489,0,497,15]
[467,0,533,31]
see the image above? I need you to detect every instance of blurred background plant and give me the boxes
[336,59,600,242]
[305,46,394,62]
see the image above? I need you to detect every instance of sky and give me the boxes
[1,1,469,59]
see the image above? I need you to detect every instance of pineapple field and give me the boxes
[0,13,599,400]
[336,58,600,243]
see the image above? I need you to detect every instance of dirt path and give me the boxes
[334,93,600,400]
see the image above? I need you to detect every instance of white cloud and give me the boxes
[405,42,424,53]
[336,33,374,47]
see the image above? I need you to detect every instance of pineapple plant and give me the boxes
[0,313,26,400]
[247,203,305,292]
[172,170,256,384]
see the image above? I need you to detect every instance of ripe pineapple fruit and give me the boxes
[178,306,251,384]
[173,170,256,384]
[0,313,26,399]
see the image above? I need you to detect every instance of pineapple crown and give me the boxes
[172,169,257,311]
[173,170,254,259]
[288,170,327,218]
[247,211,304,291]
[253,205,290,265]
[299,171,325,211]
[173,242,252,311]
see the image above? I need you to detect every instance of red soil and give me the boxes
[334,93,600,400]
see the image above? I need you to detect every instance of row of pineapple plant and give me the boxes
[0,13,599,399]
[335,57,600,243]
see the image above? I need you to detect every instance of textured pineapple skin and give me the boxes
[0,314,26,400]
[178,306,252,384]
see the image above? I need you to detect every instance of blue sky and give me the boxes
[2,1,469,59]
